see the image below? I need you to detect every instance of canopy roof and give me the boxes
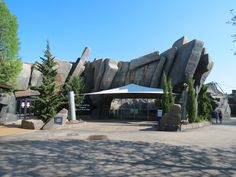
[83,84,163,97]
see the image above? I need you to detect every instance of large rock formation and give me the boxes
[30,59,72,88]
[206,82,231,119]
[0,37,214,121]
[16,63,32,90]
[82,37,213,118]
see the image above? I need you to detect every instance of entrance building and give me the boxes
[82,84,164,120]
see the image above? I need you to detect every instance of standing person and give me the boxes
[213,110,219,124]
[219,110,223,124]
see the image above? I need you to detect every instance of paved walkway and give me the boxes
[0,119,236,176]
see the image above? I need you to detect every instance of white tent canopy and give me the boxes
[82,84,163,96]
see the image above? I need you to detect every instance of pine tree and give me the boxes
[198,85,212,121]
[162,74,174,115]
[187,75,197,123]
[60,76,84,109]
[0,0,22,87]
[162,74,169,115]
[167,79,174,106]
[34,41,61,123]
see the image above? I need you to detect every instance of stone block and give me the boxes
[30,65,43,88]
[159,104,181,131]
[100,59,118,90]
[129,51,159,70]
[21,119,44,130]
[42,108,68,130]
[54,59,72,85]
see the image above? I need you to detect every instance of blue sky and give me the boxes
[5,0,236,93]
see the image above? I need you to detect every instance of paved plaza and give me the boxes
[0,119,236,176]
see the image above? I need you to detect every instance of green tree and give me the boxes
[162,73,174,115]
[60,76,84,109]
[186,75,197,123]
[0,0,22,87]
[34,41,60,123]
[167,79,174,106]
[198,85,212,121]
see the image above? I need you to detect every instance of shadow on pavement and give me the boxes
[0,139,236,176]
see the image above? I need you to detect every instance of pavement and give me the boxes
[0,118,236,176]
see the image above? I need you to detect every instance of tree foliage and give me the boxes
[228,9,236,55]
[198,85,212,121]
[162,73,174,115]
[186,75,197,123]
[34,41,61,123]
[0,0,22,87]
[60,76,84,109]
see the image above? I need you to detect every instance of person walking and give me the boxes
[219,110,223,124]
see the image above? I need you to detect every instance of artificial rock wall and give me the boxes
[0,36,214,122]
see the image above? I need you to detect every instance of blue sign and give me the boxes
[54,117,63,125]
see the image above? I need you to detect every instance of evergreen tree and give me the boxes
[162,74,169,115]
[162,74,174,115]
[186,75,197,123]
[60,76,84,109]
[34,41,60,123]
[0,0,22,87]
[198,85,213,121]
[167,79,174,106]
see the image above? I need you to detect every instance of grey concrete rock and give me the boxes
[100,59,119,90]
[0,113,17,124]
[0,93,14,106]
[133,64,148,85]
[150,56,166,88]
[54,59,72,85]
[172,36,189,48]
[68,47,91,80]
[159,104,181,131]
[206,83,231,119]
[42,108,68,130]
[185,40,204,76]
[161,47,178,77]
[194,53,213,95]
[0,93,16,123]
[169,39,204,87]
[16,63,32,90]
[111,62,130,88]
[21,119,44,130]
[129,51,159,71]
[83,62,94,92]
[143,62,158,87]
[92,59,106,91]
[30,65,43,88]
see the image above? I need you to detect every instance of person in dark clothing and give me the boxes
[212,110,219,124]
[219,110,223,124]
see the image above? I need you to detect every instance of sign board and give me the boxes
[157,109,163,118]
[54,117,63,125]
[77,104,91,111]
